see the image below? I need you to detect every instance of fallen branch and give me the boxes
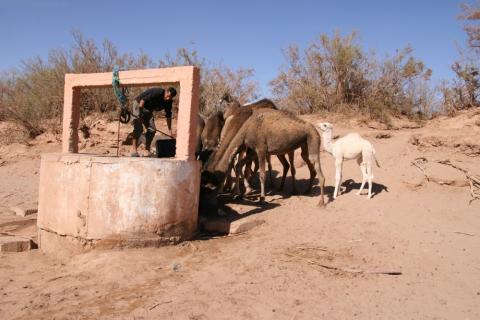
[307,260,402,275]
[411,158,480,204]
[149,300,172,310]
[454,231,476,236]
[411,157,430,181]
[436,159,480,204]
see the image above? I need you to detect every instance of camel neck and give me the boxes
[322,130,334,154]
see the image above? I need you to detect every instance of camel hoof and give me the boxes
[259,196,266,204]
[317,201,326,207]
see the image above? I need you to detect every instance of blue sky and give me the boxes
[0,0,470,96]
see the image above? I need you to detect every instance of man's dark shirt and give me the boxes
[135,88,173,118]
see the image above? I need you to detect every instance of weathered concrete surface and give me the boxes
[0,236,33,252]
[62,66,200,159]
[37,153,200,255]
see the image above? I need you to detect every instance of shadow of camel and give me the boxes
[337,179,389,199]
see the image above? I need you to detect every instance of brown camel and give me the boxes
[204,108,326,206]
[207,96,279,192]
[201,111,224,152]
[216,96,306,195]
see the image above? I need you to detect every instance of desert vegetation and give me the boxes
[1,5,480,139]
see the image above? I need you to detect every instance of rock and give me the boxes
[229,219,265,234]
[201,216,265,235]
[0,236,33,252]
[202,218,230,234]
[10,207,37,217]
[375,132,391,139]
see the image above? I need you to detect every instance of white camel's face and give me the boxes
[317,122,332,131]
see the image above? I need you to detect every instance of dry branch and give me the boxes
[411,157,430,181]
[307,260,402,275]
[411,157,480,204]
[436,159,480,204]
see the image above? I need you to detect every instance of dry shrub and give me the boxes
[0,30,152,137]
[158,47,258,116]
[439,3,480,114]
[270,32,435,123]
[0,31,259,138]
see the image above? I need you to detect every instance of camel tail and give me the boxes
[373,148,380,168]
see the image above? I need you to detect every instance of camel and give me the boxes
[316,122,380,199]
[211,95,305,195]
[197,111,225,164]
[204,109,326,206]
[208,96,279,193]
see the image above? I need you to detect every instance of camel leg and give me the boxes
[301,146,316,194]
[287,151,297,194]
[258,153,267,202]
[333,158,343,199]
[244,153,259,193]
[234,149,254,196]
[243,157,254,194]
[233,150,247,195]
[367,163,374,199]
[267,155,273,191]
[356,157,368,196]
[240,151,256,195]
[276,154,289,192]
[314,153,325,206]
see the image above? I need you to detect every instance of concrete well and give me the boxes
[37,66,201,256]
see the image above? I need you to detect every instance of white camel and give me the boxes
[317,122,380,199]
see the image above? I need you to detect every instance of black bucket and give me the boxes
[156,139,176,158]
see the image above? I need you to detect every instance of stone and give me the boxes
[375,132,392,139]
[10,207,37,217]
[0,236,33,252]
[202,218,231,234]
[201,216,265,235]
[229,219,265,234]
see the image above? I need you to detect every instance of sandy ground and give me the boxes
[0,111,479,319]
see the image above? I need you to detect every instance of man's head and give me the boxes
[164,87,177,101]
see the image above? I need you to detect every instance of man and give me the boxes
[131,87,177,157]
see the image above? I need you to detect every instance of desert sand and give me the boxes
[0,110,479,319]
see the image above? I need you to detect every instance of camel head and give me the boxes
[219,93,233,104]
[317,122,333,132]
[201,111,224,151]
[218,93,241,119]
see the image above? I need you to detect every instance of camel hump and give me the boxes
[245,98,278,110]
